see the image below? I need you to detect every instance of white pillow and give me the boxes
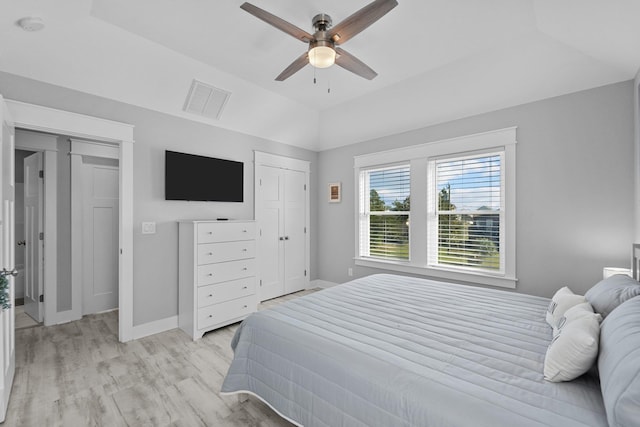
[546,287,586,328]
[552,302,601,337]
[544,312,600,382]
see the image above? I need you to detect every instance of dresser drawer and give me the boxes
[197,295,256,330]
[197,278,255,308]
[197,241,255,265]
[197,258,256,286]
[197,222,255,243]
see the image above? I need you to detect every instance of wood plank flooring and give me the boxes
[4,289,319,427]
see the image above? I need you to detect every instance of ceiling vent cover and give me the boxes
[183,80,231,120]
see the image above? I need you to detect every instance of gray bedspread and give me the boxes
[221,274,607,427]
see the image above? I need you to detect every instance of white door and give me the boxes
[23,152,43,323]
[0,97,16,422]
[256,165,285,301]
[82,162,119,315]
[283,169,306,294]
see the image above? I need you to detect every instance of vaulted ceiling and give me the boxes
[1,0,639,151]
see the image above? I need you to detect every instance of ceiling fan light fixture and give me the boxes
[308,46,335,69]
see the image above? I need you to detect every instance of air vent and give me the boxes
[183,80,231,120]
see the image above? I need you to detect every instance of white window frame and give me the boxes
[427,149,505,274]
[358,163,411,261]
[354,127,517,289]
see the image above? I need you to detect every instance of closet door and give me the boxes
[283,169,306,294]
[256,165,285,301]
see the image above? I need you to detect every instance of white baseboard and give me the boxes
[310,279,338,289]
[132,315,178,340]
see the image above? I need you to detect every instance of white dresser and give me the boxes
[178,220,257,340]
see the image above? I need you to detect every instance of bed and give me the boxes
[220,273,621,426]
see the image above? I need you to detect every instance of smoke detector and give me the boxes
[17,17,45,32]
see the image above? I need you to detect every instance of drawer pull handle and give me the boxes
[207,273,213,276]
[208,294,213,297]
[207,252,213,255]
[242,286,248,290]
[241,249,247,252]
[208,232,213,235]
[243,305,248,309]
[209,314,213,318]
[242,230,247,233]
[242,267,248,271]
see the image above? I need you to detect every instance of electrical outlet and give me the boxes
[348,267,353,277]
[142,222,156,234]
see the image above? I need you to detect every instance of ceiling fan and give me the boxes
[240,0,398,81]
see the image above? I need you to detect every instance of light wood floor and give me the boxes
[4,289,319,426]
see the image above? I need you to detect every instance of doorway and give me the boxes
[13,132,121,326]
[4,99,134,341]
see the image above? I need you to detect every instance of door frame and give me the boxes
[14,130,58,326]
[5,100,135,342]
[254,151,311,292]
[70,139,119,318]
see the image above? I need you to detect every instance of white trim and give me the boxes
[119,140,134,342]
[353,127,518,289]
[6,100,134,143]
[5,99,135,342]
[354,257,517,289]
[70,139,119,159]
[635,71,640,241]
[43,151,58,325]
[132,315,178,340]
[354,127,517,168]
[309,279,338,289]
[254,151,311,172]
[15,129,59,152]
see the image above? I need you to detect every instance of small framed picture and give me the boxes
[328,182,341,203]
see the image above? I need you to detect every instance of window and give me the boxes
[428,151,504,273]
[358,165,410,261]
[354,127,516,289]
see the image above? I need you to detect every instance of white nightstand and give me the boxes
[602,267,632,279]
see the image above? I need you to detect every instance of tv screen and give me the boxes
[165,150,243,202]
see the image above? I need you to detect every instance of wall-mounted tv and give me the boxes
[165,150,243,202]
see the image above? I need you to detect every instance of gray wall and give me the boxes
[317,81,635,298]
[0,71,318,326]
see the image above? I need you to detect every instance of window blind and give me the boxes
[359,165,410,261]
[430,152,503,272]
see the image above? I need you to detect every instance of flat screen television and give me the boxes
[165,150,243,202]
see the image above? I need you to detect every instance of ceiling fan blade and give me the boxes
[240,3,314,43]
[329,0,398,45]
[275,52,310,81]
[334,48,377,80]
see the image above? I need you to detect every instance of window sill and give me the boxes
[353,257,517,289]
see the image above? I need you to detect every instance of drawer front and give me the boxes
[197,222,255,243]
[197,295,256,329]
[197,277,256,308]
[197,258,256,286]
[197,241,255,265]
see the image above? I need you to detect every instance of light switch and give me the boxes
[142,222,156,234]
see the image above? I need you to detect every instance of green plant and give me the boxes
[0,275,11,310]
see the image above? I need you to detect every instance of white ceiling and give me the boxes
[1,0,639,151]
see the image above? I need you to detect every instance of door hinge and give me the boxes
[304,270,307,277]
[39,170,44,178]
[259,279,262,287]
[304,227,306,234]
[39,294,44,303]
[304,184,306,191]
[39,232,44,241]
[259,178,262,186]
